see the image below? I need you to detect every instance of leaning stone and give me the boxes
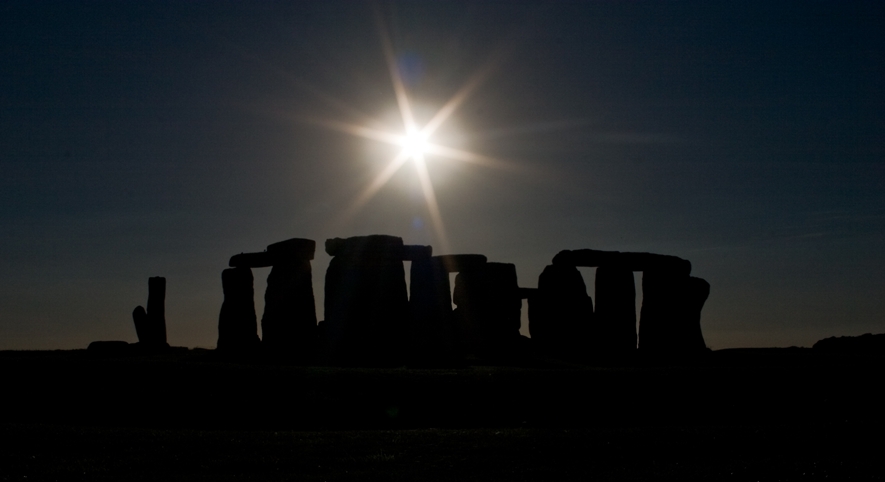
[132,305,148,343]
[217,267,260,352]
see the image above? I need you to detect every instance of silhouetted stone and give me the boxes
[408,256,457,365]
[453,262,524,357]
[147,276,167,346]
[553,249,691,276]
[683,277,710,351]
[595,266,637,355]
[87,340,130,354]
[324,235,413,366]
[132,305,148,343]
[402,244,433,261]
[436,254,487,273]
[229,251,274,268]
[638,272,709,355]
[260,238,317,360]
[813,333,885,355]
[217,267,260,352]
[528,264,593,356]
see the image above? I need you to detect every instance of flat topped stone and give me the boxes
[266,238,316,260]
[402,245,433,261]
[434,254,487,273]
[325,235,431,261]
[325,235,403,258]
[553,249,691,275]
[229,251,273,268]
[229,238,315,267]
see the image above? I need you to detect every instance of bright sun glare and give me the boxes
[399,127,429,160]
[309,9,511,252]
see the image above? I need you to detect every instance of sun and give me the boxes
[398,127,430,161]
[306,10,515,252]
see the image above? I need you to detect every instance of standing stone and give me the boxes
[260,238,317,360]
[594,266,636,355]
[146,276,167,346]
[217,267,260,352]
[452,262,524,356]
[682,277,710,351]
[528,264,593,356]
[324,235,411,366]
[638,269,689,354]
[408,256,454,365]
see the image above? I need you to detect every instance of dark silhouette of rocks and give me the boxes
[130,277,169,349]
[528,264,593,357]
[220,238,318,360]
[550,249,708,358]
[453,261,527,358]
[216,267,260,352]
[813,333,885,355]
[594,266,636,356]
[638,272,710,355]
[408,256,456,365]
[684,277,711,351]
[86,340,130,353]
[553,249,691,276]
[324,235,427,366]
[259,238,317,360]
[147,276,168,345]
[132,305,149,344]
[408,254,487,366]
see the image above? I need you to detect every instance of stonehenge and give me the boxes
[217,267,260,352]
[220,238,317,359]
[323,235,428,366]
[452,261,527,356]
[528,264,594,356]
[537,249,710,357]
[209,234,710,365]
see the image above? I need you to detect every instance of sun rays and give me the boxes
[307,10,514,253]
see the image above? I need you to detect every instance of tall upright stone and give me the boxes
[217,267,260,352]
[324,235,417,366]
[552,248,707,358]
[594,266,636,355]
[146,276,167,346]
[452,261,524,356]
[528,264,593,356]
[638,265,693,355]
[409,254,486,365]
[258,238,317,359]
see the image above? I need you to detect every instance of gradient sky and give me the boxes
[2,1,884,350]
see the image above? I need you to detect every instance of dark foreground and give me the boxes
[1,348,883,480]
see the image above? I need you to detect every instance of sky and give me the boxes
[2,1,884,350]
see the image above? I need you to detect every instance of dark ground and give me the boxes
[1,348,883,480]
